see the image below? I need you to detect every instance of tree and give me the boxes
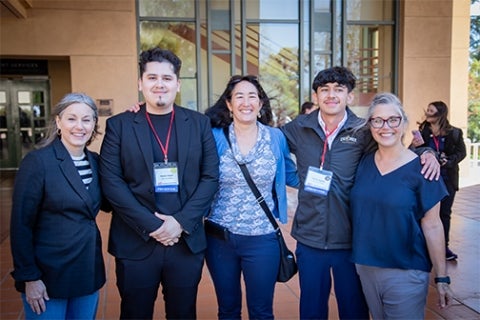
[472,0,480,60]
[469,0,480,142]
[260,47,300,126]
[468,59,480,142]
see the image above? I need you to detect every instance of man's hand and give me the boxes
[420,151,440,181]
[149,213,183,246]
[25,280,49,315]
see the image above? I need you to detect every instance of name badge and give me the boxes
[153,162,179,193]
[304,166,333,196]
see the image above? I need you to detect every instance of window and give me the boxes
[345,0,396,112]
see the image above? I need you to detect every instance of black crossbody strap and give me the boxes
[223,127,279,230]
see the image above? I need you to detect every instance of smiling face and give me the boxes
[312,82,354,119]
[56,102,96,156]
[369,103,406,148]
[226,80,262,125]
[139,61,180,115]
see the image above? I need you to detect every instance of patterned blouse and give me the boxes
[209,123,277,235]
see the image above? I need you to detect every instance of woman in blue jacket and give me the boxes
[204,75,299,319]
[10,93,108,319]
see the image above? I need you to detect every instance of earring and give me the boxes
[257,112,262,119]
[57,128,61,136]
[229,111,233,118]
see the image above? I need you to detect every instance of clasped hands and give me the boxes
[149,213,183,246]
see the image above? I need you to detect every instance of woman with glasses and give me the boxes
[410,101,466,261]
[349,93,454,319]
[204,75,299,319]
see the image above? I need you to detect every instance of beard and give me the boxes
[156,98,166,107]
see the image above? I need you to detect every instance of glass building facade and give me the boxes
[138,0,396,122]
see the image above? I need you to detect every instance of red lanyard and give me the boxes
[320,126,338,170]
[432,135,440,152]
[145,108,175,163]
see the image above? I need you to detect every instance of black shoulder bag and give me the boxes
[223,127,297,282]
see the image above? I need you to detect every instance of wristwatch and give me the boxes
[434,276,451,284]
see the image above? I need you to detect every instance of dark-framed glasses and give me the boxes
[369,116,402,128]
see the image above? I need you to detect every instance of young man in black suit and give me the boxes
[100,48,219,319]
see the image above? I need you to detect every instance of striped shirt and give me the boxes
[71,154,93,189]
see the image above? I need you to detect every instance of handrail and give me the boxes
[465,139,480,167]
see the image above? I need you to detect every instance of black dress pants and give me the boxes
[115,239,205,319]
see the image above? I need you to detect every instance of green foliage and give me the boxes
[472,0,480,60]
[470,1,480,142]
[259,47,300,126]
[468,59,480,143]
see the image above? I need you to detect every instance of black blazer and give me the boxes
[99,105,219,259]
[419,126,467,190]
[10,138,106,298]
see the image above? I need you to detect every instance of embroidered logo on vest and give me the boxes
[340,135,357,144]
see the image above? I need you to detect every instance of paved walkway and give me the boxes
[0,174,479,319]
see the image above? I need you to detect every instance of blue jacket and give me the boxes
[212,125,299,223]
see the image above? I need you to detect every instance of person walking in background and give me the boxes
[99,48,219,319]
[10,93,108,319]
[411,101,467,261]
[350,93,454,319]
[204,75,299,319]
[280,66,440,320]
[300,101,317,115]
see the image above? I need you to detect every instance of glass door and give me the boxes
[0,79,50,169]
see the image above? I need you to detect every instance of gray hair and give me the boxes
[37,92,99,148]
[366,92,408,125]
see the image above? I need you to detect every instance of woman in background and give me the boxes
[411,101,466,260]
[10,93,108,319]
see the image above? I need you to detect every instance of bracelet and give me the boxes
[434,276,451,284]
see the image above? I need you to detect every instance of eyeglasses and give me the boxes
[369,116,402,128]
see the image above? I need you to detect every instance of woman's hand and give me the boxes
[25,280,49,315]
[126,102,143,113]
[436,282,455,309]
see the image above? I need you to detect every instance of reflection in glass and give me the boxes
[139,0,195,18]
[32,91,45,104]
[139,21,197,78]
[211,53,233,105]
[178,78,197,111]
[314,54,331,76]
[18,91,30,104]
[0,105,5,157]
[0,105,6,128]
[252,23,299,126]
[313,0,331,52]
[347,0,394,21]
[246,0,298,20]
[346,25,393,107]
[19,106,32,144]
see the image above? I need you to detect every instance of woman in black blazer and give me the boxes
[10,93,108,319]
[411,101,467,261]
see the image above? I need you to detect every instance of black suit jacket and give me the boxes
[99,105,219,259]
[10,138,106,298]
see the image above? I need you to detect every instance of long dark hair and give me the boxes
[205,75,274,128]
[418,101,452,135]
